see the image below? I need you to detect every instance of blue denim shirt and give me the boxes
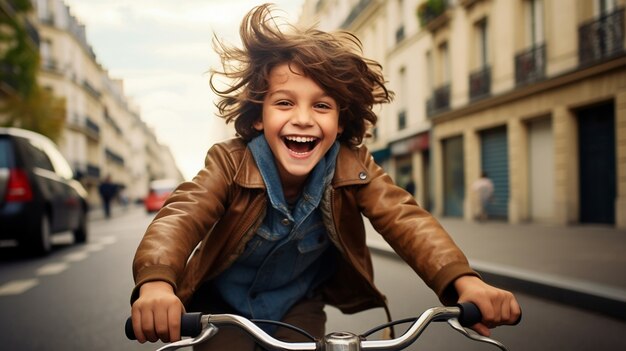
[213,135,339,328]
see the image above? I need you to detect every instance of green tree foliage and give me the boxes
[417,0,447,27]
[2,88,66,141]
[1,0,66,141]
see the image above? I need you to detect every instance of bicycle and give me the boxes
[126,302,519,350]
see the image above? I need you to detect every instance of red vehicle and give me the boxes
[144,179,178,213]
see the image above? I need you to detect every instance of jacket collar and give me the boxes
[332,144,371,187]
[233,140,371,189]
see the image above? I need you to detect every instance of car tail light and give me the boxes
[5,169,33,202]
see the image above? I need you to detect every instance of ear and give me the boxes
[253,119,263,131]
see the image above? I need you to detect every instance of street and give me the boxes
[0,207,624,350]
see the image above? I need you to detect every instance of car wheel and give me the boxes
[73,208,88,244]
[26,213,52,256]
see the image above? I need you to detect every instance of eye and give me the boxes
[314,102,333,110]
[275,100,293,107]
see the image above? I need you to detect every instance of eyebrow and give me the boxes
[267,89,333,100]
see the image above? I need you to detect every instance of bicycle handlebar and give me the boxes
[125,302,519,350]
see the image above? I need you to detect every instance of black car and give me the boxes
[0,127,89,255]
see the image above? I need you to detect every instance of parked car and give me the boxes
[144,178,178,213]
[0,128,89,255]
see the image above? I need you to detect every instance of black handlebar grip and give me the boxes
[125,317,137,340]
[457,302,482,327]
[125,312,204,340]
[457,302,523,327]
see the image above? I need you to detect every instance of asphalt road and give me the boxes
[0,207,624,350]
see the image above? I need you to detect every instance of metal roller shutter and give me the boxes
[481,126,509,219]
[443,136,465,217]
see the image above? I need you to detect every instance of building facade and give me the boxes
[32,0,183,205]
[300,0,626,228]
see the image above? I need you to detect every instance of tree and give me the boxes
[0,0,66,141]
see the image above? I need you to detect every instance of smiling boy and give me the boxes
[129,4,520,350]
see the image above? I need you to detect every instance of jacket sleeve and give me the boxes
[356,148,479,305]
[130,142,239,304]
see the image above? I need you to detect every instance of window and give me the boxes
[525,0,544,47]
[398,66,407,130]
[40,39,55,70]
[426,51,434,91]
[0,139,12,167]
[43,141,74,179]
[36,0,54,24]
[396,0,405,43]
[475,18,489,69]
[596,0,617,15]
[398,110,407,130]
[438,42,450,85]
[27,142,54,172]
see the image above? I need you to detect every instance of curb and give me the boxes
[367,240,626,322]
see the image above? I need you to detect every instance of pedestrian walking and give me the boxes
[98,175,117,219]
[472,171,494,221]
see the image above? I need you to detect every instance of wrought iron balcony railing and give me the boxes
[85,117,101,140]
[469,66,491,101]
[515,43,546,86]
[86,164,101,179]
[106,148,125,166]
[579,8,624,66]
[426,83,451,118]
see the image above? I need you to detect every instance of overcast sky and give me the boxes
[63,0,306,180]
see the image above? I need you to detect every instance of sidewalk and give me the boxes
[365,217,626,321]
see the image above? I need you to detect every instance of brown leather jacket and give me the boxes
[131,138,476,314]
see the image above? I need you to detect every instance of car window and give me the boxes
[26,142,55,172]
[0,138,13,167]
[41,140,74,179]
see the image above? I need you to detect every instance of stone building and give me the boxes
[300,0,626,228]
[31,0,183,206]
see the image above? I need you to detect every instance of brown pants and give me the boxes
[192,296,327,351]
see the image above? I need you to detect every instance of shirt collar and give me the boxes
[248,135,339,216]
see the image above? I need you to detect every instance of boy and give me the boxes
[130,4,520,350]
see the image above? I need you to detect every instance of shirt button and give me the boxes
[281,218,290,226]
[359,172,367,180]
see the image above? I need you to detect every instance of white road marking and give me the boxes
[64,251,89,262]
[36,263,69,276]
[50,231,74,245]
[84,244,104,252]
[0,235,117,297]
[97,236,117,245]
[0,279,39,296]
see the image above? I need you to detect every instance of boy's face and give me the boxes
[255,63,343,188]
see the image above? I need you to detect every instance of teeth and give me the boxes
[285,136,317,143]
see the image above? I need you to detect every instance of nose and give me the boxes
[291,106,314,127]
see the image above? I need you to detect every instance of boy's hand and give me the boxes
[454,275,521,337]
[131,281,185,343]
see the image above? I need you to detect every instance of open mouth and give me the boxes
[283,135,320,155]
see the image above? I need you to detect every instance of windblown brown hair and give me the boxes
[209,3,393,146]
